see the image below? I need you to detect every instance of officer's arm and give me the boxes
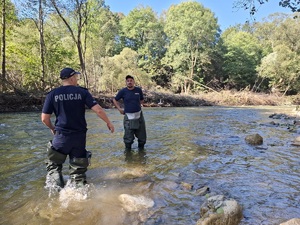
[91,104,114,133]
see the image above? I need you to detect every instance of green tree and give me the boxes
[5,13,76,92]
[222,29,263,90]
[43,15,78,89]
[258,45,300,95]
[1,0,7,92]
[256,13,300,94]
[49,0,105,88]
[1,0,16,92]
[6,20,42,91]
[16,0,51,91]
[85,6,121,92]
[120,6,167,73]
[163,1,219,94]
[100,47,152,94]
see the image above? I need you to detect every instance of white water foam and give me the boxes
[44,175,63,197]
[58,180,93,208]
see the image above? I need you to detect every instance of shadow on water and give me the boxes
[124,149,147,165]
[0,106,300,225]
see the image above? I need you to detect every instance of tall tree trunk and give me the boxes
[77,39,88,88]
[184,79,187,94]
[39,0,46,91]
[50,0,88,88]
[1,0,6,92]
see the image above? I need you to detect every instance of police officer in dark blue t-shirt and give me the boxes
[113,75,147,151]
[41,67,114,189]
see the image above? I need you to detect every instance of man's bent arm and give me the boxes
[112,98,124,114]
[41,113,55,135]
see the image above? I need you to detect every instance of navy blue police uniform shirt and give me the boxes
[115,87,144,113]
[42,86,98,134]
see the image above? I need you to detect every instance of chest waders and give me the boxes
[46,141,91,189]
[123,111,146,151]
[69,156,89,186]
[46,141,67,189]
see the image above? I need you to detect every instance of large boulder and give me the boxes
[280,218,300,225]
[197,195,243,225]
[245,133,263,145]
[291,136,300,146]
[118,194,154,212]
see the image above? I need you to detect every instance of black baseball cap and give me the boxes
[126,75,134,80]
[60,67,80,79]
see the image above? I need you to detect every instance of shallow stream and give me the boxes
[0,106,299,225]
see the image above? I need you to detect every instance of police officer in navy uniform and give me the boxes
[112,75,146,151]
[41,67,114,189]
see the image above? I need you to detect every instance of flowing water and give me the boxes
[0,106,299,225]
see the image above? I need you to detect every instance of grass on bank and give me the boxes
[1,90,300,113]
[142,90,297,107]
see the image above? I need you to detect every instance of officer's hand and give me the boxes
[119,109,125,115]
[107,122,115,133]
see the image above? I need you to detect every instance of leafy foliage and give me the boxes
[163,1,220,94]
[1,0,300,96]
[256,14,300,94]
[120,6,167,73]
[222,30,263,90]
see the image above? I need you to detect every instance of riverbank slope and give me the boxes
[1,90,300,113]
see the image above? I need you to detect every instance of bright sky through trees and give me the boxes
[105,0,291,30]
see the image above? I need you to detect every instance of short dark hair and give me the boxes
[125,75,134,80]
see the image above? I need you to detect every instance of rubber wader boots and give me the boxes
[46,141,67,188]
[125,143,132,151]
[69,152,91,186]
[138,143,145,150]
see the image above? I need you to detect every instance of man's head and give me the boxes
[60,68,81,80]
[125,75,134,80]
[125,75,135,90]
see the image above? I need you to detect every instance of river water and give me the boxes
[0,106,299,225]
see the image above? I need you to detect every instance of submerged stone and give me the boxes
[245,133,263,145]
[118,194,154,212]
[197,194,243,225]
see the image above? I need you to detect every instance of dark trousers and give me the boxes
[123,112,147,146]
[52,131,87,159]
[47,131,89,186]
